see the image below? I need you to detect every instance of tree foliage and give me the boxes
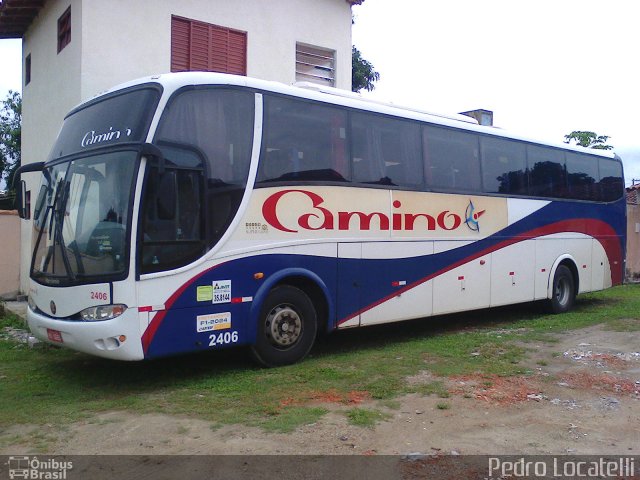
[563,130,613,150]
[0,90,22,191]
[352,46,380,93]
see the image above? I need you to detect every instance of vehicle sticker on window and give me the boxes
[196,312,231,332]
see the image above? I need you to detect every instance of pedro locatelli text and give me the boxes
[487,457,635,478]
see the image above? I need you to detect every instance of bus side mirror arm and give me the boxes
[13,162,45,219]
[141,143,165,175]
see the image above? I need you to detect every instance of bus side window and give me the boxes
[154,88,255,256]
[351,112,422,188]
[422,125,481,192]
[140,167,205,274]
[258,96,349,183]
[527,145,566,199]
[598,158,624,202]
[566,152,599,201]
[480,137,527,195]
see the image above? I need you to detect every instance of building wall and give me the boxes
[627,203,640,280]
[18,0,353,294]
[0,211,20,299]
[80,0,352,100]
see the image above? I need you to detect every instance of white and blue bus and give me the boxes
[16,72,626,366]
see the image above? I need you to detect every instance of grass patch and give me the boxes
[604,318,640,332]
[345,408,390,428]
[436,402,451,410]
[0,305,26,330]
[408,380,450,398]
[255,406,328,433]
[0,285,638,436]
[377,399,401,410]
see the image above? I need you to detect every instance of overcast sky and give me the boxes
[351,0,640,185]
[1,0,639,185]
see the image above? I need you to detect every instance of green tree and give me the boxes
[0,90,22,191]
[352,46,380,93]
[563,130,613,150]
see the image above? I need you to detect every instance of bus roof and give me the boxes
[92,72,617,160]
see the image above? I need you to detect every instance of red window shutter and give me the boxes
[210,25,229,73]
[170,15,246,76]
[227,30,247,75]
[190,22,210,71]
[171,17,190,72]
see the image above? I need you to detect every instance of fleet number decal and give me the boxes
[90,291,108,301]
[209,331,239,347]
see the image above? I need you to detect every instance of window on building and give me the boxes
[295,43,336,87]
[171,16,247,75]
[57,6,71,53]
[25,54,31,85]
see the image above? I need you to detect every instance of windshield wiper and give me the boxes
[53,182,76,281]
[39,178,76,281]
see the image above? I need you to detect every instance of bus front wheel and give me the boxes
[549,265,576,314]
[250,285,317,367]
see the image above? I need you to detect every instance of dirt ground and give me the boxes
[2,324,639,457]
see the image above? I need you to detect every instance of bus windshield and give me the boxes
[31,151,138,285]
[29,84,161,286]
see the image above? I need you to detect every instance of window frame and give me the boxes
[170,15,247,75]
[57,6,71,53]
[295,43,336,87]
[25,54,31,86]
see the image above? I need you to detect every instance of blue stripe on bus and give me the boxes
[143,199,626,359]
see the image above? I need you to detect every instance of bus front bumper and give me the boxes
[27,307,145,361]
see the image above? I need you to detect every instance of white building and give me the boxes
[0,0,361,293]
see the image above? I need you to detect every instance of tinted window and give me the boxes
[481,137,527,195]
[527,146,566,198]
[566,152,598,200]
[156,88,255,185]
[423,126,481,192]
[258,96,349,183]
[140,155,205,275]
[49,87,161,159]
[351,113,422,188]
[598,158,624,202]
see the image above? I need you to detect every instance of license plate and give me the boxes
[47,328,63,343]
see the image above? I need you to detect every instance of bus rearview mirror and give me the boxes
[15,180,27,219]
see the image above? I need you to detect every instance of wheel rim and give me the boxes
[555,276,570,306]
[265,304,302,348]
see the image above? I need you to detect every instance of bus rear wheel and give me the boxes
[250,285,317,367]
[548,265,576,314]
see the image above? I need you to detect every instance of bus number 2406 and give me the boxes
[209,331,239,347]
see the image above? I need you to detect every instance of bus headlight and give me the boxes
[80,304,127,321]
[28,296,37,312]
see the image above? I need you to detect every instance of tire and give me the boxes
[250,285,318,367]
[548,265,576,314]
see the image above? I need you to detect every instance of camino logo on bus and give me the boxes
[261,189,488,234]
[465,200,486,232]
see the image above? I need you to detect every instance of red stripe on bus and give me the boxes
[337,218,623,326]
